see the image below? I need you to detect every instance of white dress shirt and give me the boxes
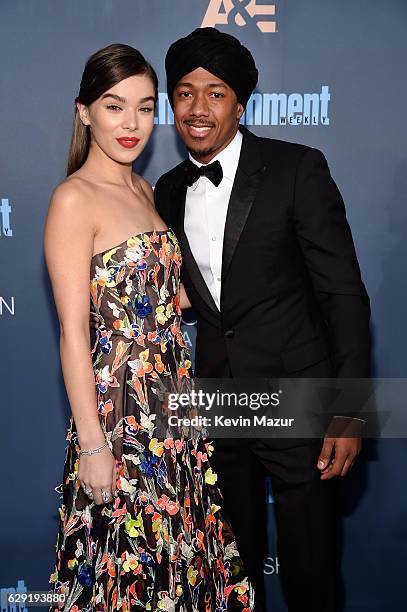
[184,130,243,310]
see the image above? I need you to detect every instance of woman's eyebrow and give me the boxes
[101,93,127,103]
[139,96,156,103]
[101,94,155,104]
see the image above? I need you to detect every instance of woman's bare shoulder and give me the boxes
[45,176,99,250]
[51,175,95,206]
[47,175,101,226]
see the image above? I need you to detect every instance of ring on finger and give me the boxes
[101,489,112,503]
[84,486,94,499]
[81,483,91,495]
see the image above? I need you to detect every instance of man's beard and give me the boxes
[187,144,218,160]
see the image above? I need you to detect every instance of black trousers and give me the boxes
[210,437,340,612]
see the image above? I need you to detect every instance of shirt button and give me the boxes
[211,236,217,241]
[224,330,234,339]
[217,276,221,281]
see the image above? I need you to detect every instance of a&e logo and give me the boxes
[202,0,276,33]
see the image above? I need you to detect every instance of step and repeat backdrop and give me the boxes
[1,1,406,610]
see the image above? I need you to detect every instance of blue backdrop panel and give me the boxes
[1,1,406,610]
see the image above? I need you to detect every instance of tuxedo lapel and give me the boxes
[170,171,219,313]
[221,127,266,284]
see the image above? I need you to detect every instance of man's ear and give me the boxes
[236,102,244,120]
[76,102,90,126]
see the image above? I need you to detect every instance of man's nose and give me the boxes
[189,92,209,117]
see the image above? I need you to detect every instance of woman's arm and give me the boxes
[44,182,116,503]
[44,182,103,447]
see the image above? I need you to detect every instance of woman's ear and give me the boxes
[76,102,90,126]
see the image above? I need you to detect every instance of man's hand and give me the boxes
[317,436,361,480]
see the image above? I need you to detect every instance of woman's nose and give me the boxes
[122,110,138,130]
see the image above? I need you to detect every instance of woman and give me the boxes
[45,44,254,611]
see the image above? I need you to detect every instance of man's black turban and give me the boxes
[165,27,258,109]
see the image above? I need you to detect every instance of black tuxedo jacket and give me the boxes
[155,126,371,380]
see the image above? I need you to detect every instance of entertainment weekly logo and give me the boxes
[0,579,26,611]
[0,198,13,237]
[202,0,277,33]
[154,86,331,126]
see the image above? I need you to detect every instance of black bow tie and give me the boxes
[183,159,223,187]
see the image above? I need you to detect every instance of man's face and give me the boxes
[173,67,244,163]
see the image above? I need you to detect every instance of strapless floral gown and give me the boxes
[49,229,255,611]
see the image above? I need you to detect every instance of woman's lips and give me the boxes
[185,124,213,139]
[116,137,140,148]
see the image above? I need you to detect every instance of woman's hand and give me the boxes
[78,446,117,505]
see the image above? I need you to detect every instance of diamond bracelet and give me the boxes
[79,441,108,456]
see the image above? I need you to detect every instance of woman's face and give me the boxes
[78,74,155,164]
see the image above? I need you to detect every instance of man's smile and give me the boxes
[184,123,215,139]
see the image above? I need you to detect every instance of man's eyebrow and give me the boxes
[206,83,227,88]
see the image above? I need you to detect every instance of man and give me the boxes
[154,28,371,611]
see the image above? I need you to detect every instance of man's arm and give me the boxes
[293,147,371,377]
[292,147,371,478]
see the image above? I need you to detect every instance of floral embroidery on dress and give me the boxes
[49,229,255,611]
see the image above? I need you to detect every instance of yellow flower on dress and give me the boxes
[149,438,165,457]
[204,467,218,485]
[235,583,248,595]
[102,248,119,267]
[187,565,198,586]
[122,554,139,573]
[124,511,143,538]
[156,305,168,325]
[205,442,215,457]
